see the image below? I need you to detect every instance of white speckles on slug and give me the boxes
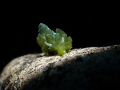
[61,37,64,43]
[53,32,56,35]
[44,42,52,47]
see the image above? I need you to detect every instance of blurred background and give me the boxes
[0,2,119,72]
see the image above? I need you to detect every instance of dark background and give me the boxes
[0,2,119,72]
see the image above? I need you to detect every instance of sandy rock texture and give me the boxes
[0,45,120,90]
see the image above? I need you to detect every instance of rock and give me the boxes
[0,45,120,90]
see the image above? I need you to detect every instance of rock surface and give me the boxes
[0,45,120,90]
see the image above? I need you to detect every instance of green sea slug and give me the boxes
[37,23,72,55]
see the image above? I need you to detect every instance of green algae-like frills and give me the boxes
[37,23,72,55]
